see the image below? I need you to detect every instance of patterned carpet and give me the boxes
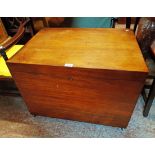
[0,95,155,138]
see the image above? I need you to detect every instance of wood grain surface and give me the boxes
[8,28,148,72]
[7,28,148,127]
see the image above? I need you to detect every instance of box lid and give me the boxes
[7,28,148,73]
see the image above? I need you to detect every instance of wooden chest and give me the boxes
[7,28,148,128]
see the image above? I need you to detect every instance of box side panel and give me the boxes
[7,63,146,128]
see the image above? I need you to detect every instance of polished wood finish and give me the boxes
[2,20,29,50]
[8,28,147,72]
[0,18,8,44]
[7,28,148,127]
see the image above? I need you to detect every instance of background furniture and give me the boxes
[0,18,9,44]
[133,18,155,117]
[31,17,126,31]
[142,42,155,116]
[126,17,140,33]
[126,17,155,117]
[0,18,30,96]
[69,17,114,28]
[1,17,35,44]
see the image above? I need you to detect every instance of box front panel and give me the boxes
[7,64,146,127]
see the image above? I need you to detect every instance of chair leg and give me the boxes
[134,17,140,33]
[143,79,155,117]
[141,88,147,102]
[126,17,131,29]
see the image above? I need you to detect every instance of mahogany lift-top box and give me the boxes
[7,28,148,128]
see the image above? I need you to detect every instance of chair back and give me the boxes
[0,18,30,61]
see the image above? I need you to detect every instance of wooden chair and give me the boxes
[142,42,155,117]
[1,17,35,39]
[125,17,155,117]
[0,18,30,96]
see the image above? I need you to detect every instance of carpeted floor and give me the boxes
[0,95,155,138]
